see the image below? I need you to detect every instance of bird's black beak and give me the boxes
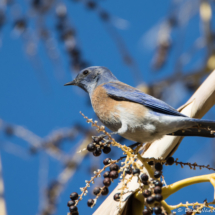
[64,80,77,86]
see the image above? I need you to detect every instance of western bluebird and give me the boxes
[65,66,215,143]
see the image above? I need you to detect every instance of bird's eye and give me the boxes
[83,70,89,75]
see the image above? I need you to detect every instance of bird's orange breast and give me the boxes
[91,85,121,124]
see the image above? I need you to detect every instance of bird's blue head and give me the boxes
[64,66,118,96]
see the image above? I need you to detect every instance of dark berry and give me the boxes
[140,173,149,182]
[103,146,111,154]
[93,148,102,157]
[142,208,152,215]
[110,164,119,171]
[103,171,110,178]
[67,200,75,207]
[154,180,163,187]
[87,143,95,152]
[109,170,119,179]
[146,196,155,204]
[148,161,154,165]
[103,178,111,187]
[186,209,193,215]
[154,206,162,214]
[87,199,94,207]
[125,167,132,175]
[154,170,162,178]
[133,168,140,175]
[166,157,174,165]
[93,135,105,144]
[101,187,109,195]
[103,158,111,165]
[143,189,151,198]
[93,139,99,145]
[113,193,120,201]
[92,136,99,143]
[70,192,78,200]
[154,186,162,194]
[69,206,78,212]
[155,194,163,202]
[155,163,163,171]
[93,187,101,195]
[142,181,148,185]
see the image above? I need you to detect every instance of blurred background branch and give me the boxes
[0,155,7,215]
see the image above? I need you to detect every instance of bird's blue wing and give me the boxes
[103,82,186,117]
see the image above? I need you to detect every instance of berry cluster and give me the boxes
[148,156,175,178]
[112,170,165,214]
[66,155,122,215]
[87,135,112,156]
[141,177,164,214]
[87,161,120,208]
[111,157,175,215]
[67,192,79,215]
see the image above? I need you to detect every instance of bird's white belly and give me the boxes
[105,106,192,143]
[116,109,163,143]
[120,125,164,143]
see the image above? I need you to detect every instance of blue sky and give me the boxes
[0,0,215,215]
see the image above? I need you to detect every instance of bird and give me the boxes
[64,66,215,144]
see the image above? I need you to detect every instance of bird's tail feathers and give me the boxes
[193,119,215,131]
[167,118,215,138]
[167,127,215,138]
